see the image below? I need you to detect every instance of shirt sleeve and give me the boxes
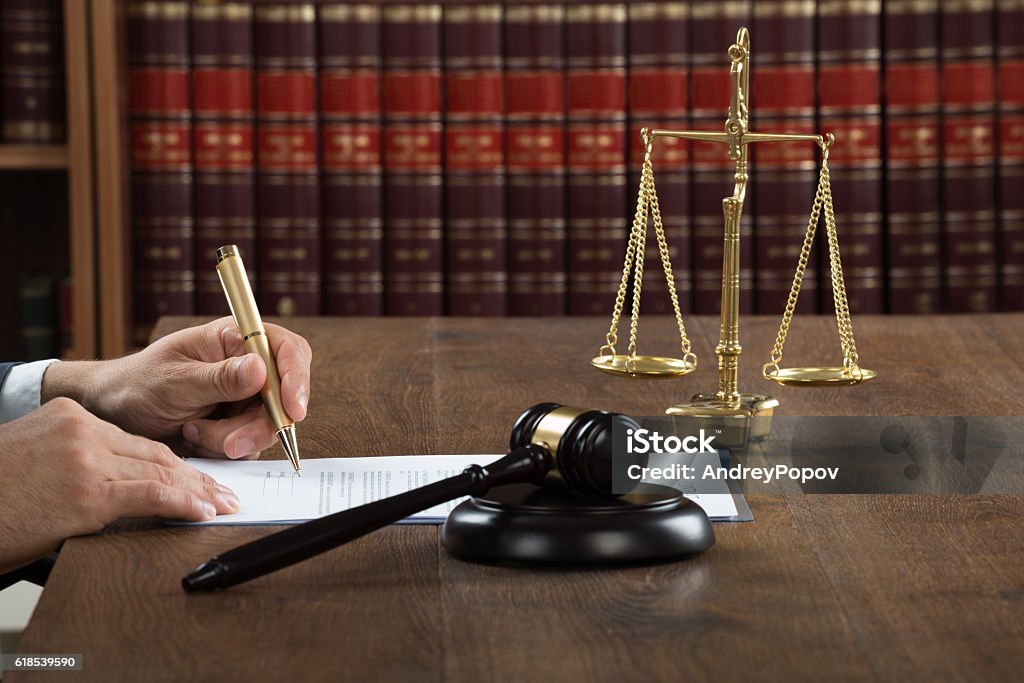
[0,359,59,424]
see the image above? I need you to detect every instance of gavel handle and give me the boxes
[182,444,552,592]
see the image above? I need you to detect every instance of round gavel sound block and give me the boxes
[441,483,714,566]
[442,402,715,565]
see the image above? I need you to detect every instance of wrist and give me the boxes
[40,360,111,416]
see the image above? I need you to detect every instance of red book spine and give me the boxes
[127,1,194,346]
[566,3,628,315]
[444,3,506,315]
[192,2,255,315]
[628,2,691,316]
[0,0,65,143]
[817,0,884,314]
[998,0,1024,310]
[752,0,817,315]
[383,4,444,315]
[255,4,320,317]
[320,3,384,315]
[941,0,997,312]
[505,3,567,316]
[690,1,753,315]
[885,0,942,313]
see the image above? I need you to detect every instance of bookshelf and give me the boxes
[0,0,95,361]
[0,145,68,170]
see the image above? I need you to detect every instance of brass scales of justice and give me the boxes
[591,27,876,447]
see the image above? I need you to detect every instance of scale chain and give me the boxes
[627,170,649,362]
[600,146,650,358]
[821,164,861,370]
[599,130,696,370]
[763,153,826,377]
[646,157,696,366]
[763,144,862,378]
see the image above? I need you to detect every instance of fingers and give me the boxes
[109,433,240,512]
[266,324,312,422]
[111,454,240,515]
[182,403,277,459]
[103,481,218,523]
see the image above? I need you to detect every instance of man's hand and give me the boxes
[0,398,239,573]
[42,318,312,459]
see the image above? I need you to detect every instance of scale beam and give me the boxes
[649,129,829,149]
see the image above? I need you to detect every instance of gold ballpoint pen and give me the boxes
[215,245,301,475]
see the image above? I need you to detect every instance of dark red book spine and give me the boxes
[690,1,752,315]
[752,0,817,315]
[566,2,627,315]
[997,0,1024,310]
[628,2,691,316]
[0,0,65,143]
[885,0,942,313]
[192,2,255,315]
[127,1,194,345]
[505,3,567,316]
[320,3,384,315]
[255,3,321,317]
[382,4,444,315]
[444,3,506,315]
[941,0,997,312]
[817,0,884,314]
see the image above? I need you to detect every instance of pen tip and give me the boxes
[276,426,302,475]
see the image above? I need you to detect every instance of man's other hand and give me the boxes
[0,398,239,573]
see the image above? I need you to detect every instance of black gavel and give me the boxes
[182,403,640,592]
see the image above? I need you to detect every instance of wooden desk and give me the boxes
[14,316,1024,681]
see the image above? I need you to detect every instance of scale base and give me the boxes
[441,484,714,566]
[665,393,779,450]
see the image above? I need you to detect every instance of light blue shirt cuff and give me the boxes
[0,359,59,424]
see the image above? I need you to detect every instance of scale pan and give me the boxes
[591,354,696,379]
[765,366,877,387]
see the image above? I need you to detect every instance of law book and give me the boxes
[627,2,691,316]
[0,0,65,143]
[884,0,942,314]
[816,0,884,315]
[126,1,194,346]
[192,2,256,316]
[255,3,321,317]
[320,3,384,316]
[505,3,567,316]
[997,0,1024,310]
[566,2,628,315]
[382,3,444,315]
[690,0,753,315]
[751,0,817,315]
[941,0,997,313]
[444,3,506,315]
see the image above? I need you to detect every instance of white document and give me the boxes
[184,455,501,525]
[184,453,741,525]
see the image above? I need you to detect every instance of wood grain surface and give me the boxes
[13,315,1024,682]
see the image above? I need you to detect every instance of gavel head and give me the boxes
[509,403,643,496]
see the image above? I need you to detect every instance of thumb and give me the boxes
[199,354,267,403]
